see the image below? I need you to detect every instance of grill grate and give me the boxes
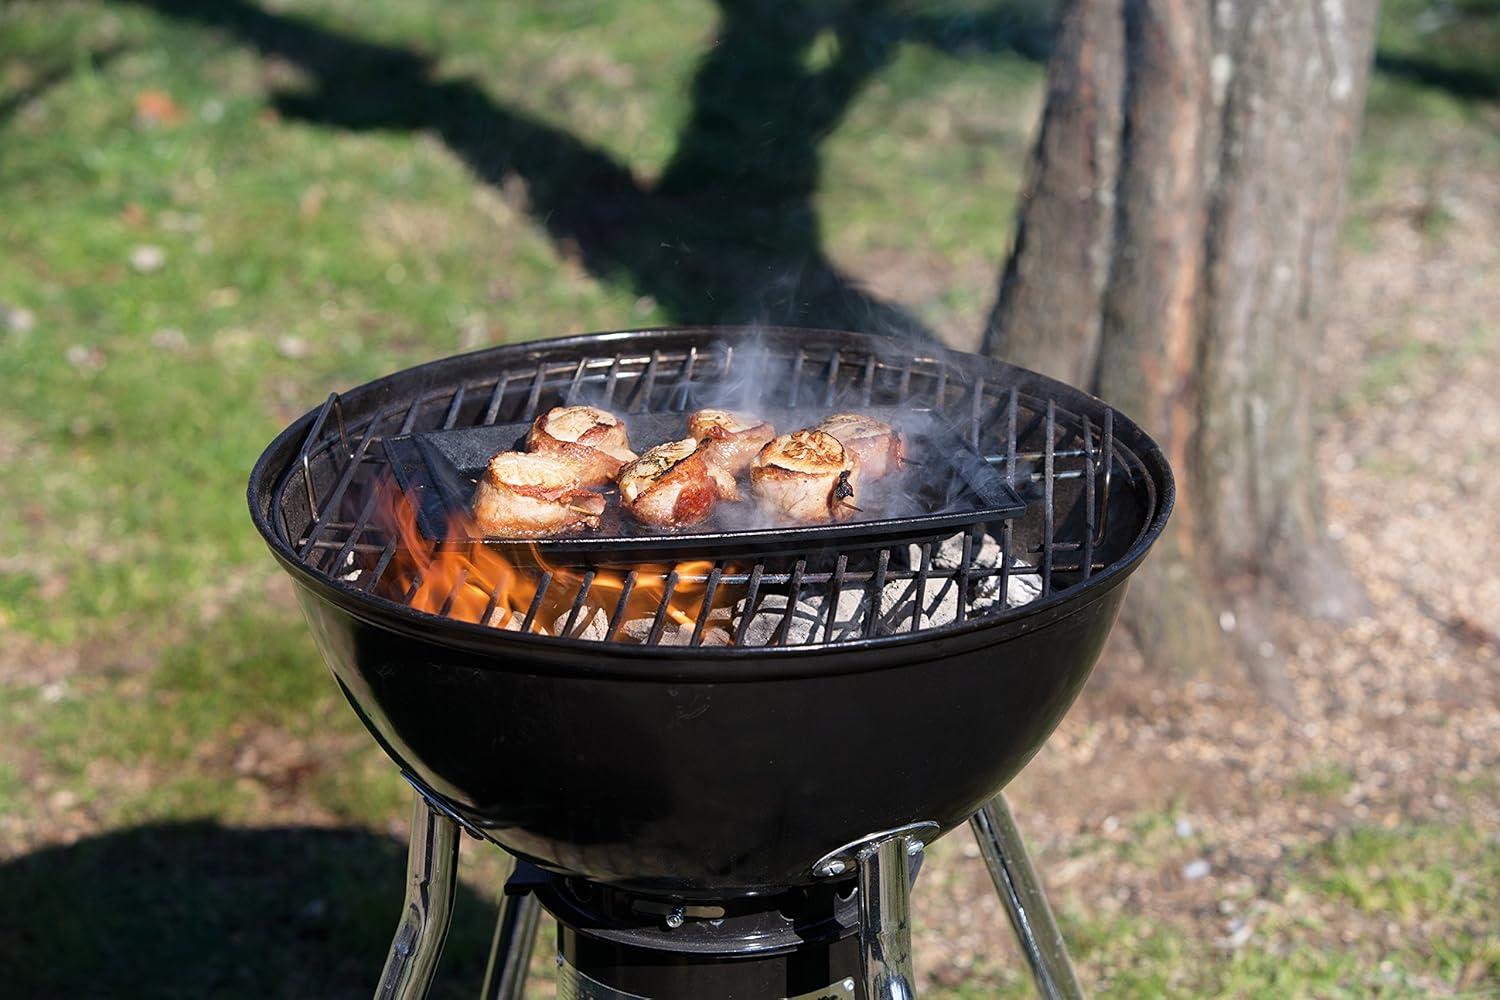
[277,336,1151,648]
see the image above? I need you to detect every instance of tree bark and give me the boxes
[984,0,1378,677]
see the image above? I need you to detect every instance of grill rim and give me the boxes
[248,326,1174,678]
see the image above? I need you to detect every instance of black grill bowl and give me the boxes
[248,328,1172,898]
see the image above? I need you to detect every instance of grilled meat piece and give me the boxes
[815,412,905,479]
[526,405,637,486]
[617,438,720,529]
[750,429,861,523]
[688,409,776,482]
[471,452,606,536]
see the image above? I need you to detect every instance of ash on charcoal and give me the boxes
[620,614,733,646]
[734,575,965,645]
[734,587,869,646]
[555,606,610,641]
[911,532,1042,611]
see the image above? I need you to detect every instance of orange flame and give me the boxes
[374,477,740,643]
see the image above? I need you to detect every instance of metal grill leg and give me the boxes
[855,833,920,1000]
[480,858,543,1000]
[969,795,1085,1000]
[375,792,462,1000]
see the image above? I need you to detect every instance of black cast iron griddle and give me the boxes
[381,406,1025,554]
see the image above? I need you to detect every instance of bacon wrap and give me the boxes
[750,429,862,524]
[616,438,719,529]
[688,409,776,483]
[526,405,637,487]
[471,451,605,537]
[815,413,905,480]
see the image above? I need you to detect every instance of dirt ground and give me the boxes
[906,158,1500,992]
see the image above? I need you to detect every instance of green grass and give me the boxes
[2,0,1498,995]
[1293,762,1358,799]
[1033,821,1500,998]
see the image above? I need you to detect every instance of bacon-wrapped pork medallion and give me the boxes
[688,409,776,478]
[471,452,606,536]
[526,405,637,487]
[750,429,861,524]
[616,438,720,529]
[815,413,905,479]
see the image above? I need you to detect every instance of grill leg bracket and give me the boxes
[853,829,924,1000]
[375,790,462,1000]
[970,794,1085,1000]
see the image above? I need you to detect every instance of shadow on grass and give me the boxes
[0,822,496,999]
[121,0,1049,339]
[1375,52,1500,101]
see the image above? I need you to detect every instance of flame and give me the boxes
[372,476,739,642]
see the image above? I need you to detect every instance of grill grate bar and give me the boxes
[865,548,891,637]
[482,376,508,425]
[629,352,662,413]
[733,564,766,645]
[559,571,597,637]
[1082,419,1097,580]
[437,568,470,618]
[564,357,587,404]
[480,574,503,629]
[297,393,340,516]
[911,543,932,632]
[327,489,384,580]
[788,349,806,407]
[442,386,466,429]
[690,565,724,646]
[772,560,807,647]
[297,407,389,561]
[1096,408,1114,546]
[957,528,975,624]
[822,554,848,643]
[1042,400,1056,595]
[605,572,639,641]
[647,571,680,645]
[520,573,552,632]
[602,354,624,405]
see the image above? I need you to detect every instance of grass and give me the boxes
[2,0,1498,995]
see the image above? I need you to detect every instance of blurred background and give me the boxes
[1,0,1496,996]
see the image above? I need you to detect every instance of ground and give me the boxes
[1,0,1498,997]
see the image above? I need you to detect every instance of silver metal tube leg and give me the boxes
[856,835,919,1000]
[480,860,543,1000]
[375,792,462,1000]
[970,795,1085,1000]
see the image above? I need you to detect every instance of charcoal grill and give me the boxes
[247,327,1172,999]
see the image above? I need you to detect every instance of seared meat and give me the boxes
[616,438,719,529]
[815,413,905,479]
[526,405,637,486]
[688,409,775,483]
[750,429,861,523]
[471,451,606,536]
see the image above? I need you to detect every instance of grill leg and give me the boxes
[969,795,1085,1000]
[375,792,462,1000]
[855,833,920,1000]
[480,858,543,1000]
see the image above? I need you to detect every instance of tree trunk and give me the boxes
[984,0,1378,678]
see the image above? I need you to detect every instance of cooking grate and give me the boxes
[273,330,1154,648]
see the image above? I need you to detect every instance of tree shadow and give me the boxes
[0,822,496,999]
[1374,51,1500,102]
[122,0,1050,340]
